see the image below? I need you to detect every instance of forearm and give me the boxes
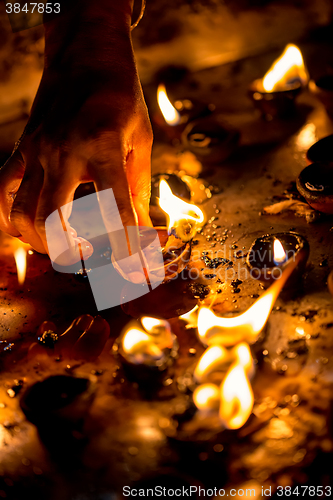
[44,0,135,70]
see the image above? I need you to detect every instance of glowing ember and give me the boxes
[219,361,254,430]
[273,239,287,265]
[158,179,204,241]
[197,251,302,346]
[120,317,174,366]
[262,44,308,92]
[157,84,181,126]
[14,246,27,285]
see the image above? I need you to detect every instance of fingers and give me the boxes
[56,315,94,357]
[0,150,25,237]
[71,315,110,361]
[127,125,153,228]
[9,160,45,253]
[36,170,93,266]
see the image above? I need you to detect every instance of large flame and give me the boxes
[197,249,301,346]
[158,179,204,240]
[157,84,181,126]
[262,44,308,92]
[14,246,27,285]
[273,239,287,265]
[219,361,254,429]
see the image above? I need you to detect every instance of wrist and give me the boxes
[44,0,134,69]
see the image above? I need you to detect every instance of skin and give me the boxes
[0,0,153,269]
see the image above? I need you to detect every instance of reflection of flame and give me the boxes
[219,361,254,429]
[157,84,181,125]
[273,239,287,265]
[262,44,308,92]
[122,328,162,359]
[158,179,204,240]
[198,251,301,347]
[14,246,27,285]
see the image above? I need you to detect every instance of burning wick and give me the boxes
[14,246,27,285]
[157,84,181,126]
[193,343,254,429]
[158,179,204,241]
[273,238,287,265]
[262,44,308,92]
[118,316,178,369]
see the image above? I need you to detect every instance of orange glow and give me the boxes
[14,246,27,285]
[193,384,220,411]
[120,317,173,364]
[158,179,204,240]
[219,361,254,429]
[157,84,181,125]
[273,239,287,265]
[180,305,199,328]
[262,44,308,92]
[194,345,230,383]
[197,250,301,346]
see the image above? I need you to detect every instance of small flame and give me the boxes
[120,317,173,365]
[262,44,308,92]
[273,239,287,265]
[157,84,181,126]
[198,251,301,346]
[219,361,254,429]
[193,384,220,412]
[158,179,204,240]
[180,305,199,328]
[194,345,229,383]
[14,246,27,285]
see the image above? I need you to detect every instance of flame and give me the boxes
[158,179,204,240]
[194,345,230,383]
[193,384,220,411]
[14,246,27,285]
[179,305,199,328]
[120,317,173,365]
[197,249,302,346]
[219,361,254,429]
[157,84,181,126]
[273,239,287,265]
[262,44,308,92]
[122,328,163,360]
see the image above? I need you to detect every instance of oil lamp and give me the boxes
[249,44,308,119]
[155,83,214,140]
[116,316,178,380]
[309,75,333,119]
[181,118,240,165]
[197,247,305,348]
[306,135,333,164]
[297,162,333,214]
[246,232,309,286]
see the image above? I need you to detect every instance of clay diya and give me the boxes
[181,118,240,165]
[249,44,308,119]
[297,162,333,214]
[306,135,333,164]
[309,75,333,118]
[246,232,309,286]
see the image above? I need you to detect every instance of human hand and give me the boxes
[0,2,153,268]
